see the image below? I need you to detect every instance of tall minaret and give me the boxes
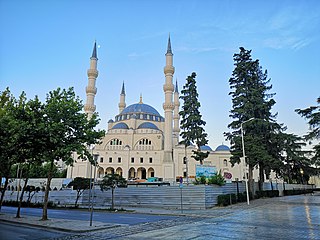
[173,79,180,146]
[163,35,175,162]
[84,41,99,119]
[118,82,126,113]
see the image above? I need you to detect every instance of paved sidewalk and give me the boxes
[0,192,319,234]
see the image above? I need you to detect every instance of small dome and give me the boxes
[215,145,230,151]
[137,122,159,130]
[200,145,212,151]
[112,122,129,129]
[108,119,114,123]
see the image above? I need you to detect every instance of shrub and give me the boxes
[284,189,313,196]
[207,173,225,186]
[255,190,279,199]
[217,193,237,206]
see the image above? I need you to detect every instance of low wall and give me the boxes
[3,182,312,210]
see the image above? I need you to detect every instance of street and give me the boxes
[0,222,70,240]
[0,206,178,225]
[0,194,319,240]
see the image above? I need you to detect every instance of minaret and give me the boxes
[173,79,180,146]
[118,82,126,113]
[163,35,175,162]
[84,41,98,119]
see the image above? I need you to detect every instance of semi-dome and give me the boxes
[121,103,161,116]
[137,122,159,130]
[215,144,230,151]
[112,122,129,129]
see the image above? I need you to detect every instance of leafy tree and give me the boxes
[40,87,105,220]
[225,47,283,192]
[179,72,209,165]
[100,174,127,210]
[68,177,91,207]
[0,89,44,213]
[277,133,311,184]
[10,162,67,178]
[296,97,320,167]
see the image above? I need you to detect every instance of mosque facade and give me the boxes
[67,38,262,184]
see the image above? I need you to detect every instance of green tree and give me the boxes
[179,72,209,165]
[68,177,91,207]
[100,174,127,210]
[278,133,311,184]
[296,97,320,167]
[0,89,44,213]
[40,87,105,220]
[0,88,18,210]
[225,47,283,192]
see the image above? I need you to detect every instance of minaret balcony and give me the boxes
[163,66,175,75]
[84,104,96,112]
[163,84,174,92]
[163,103,175,110]
[86,86,97,94]
[87,69,98,78]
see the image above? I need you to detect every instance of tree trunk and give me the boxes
[16,177,28,218]
[111,188,114,210]
[258,163,264,191]
[42,161,53,221]
[0,176,9,211]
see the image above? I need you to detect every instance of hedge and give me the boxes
[255,190,279,199]
[283,189,313,196]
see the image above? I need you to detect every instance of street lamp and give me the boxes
[241,117,255,205]
[89,153,99,226]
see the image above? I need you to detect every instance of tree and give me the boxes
[277,133,311,184]
[0,89,44,213]
[68,177,91,207]
[179,72,209,165]
[40,87,105,220]
[100,174,127,210]
[296,97,320,168]
[225,47,283,192]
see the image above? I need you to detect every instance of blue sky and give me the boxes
[1,0,319,150]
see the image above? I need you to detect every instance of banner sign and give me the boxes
[196,165,217,178]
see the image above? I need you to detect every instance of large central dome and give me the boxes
[121,103,161,116]
[115,102,164,122]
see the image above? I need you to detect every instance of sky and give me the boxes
[1,0,319,150]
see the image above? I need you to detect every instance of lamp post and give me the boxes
[240,117,255,205]
[89,153,99,227]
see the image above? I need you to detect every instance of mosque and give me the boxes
[67,37,251,184]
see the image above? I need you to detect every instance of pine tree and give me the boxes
[225,47,283,191]
[296,97,320,167]
[179,72,209,165]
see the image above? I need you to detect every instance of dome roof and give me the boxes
[200,145,212,151]
[112,122,129,129]
[215,145,230,151]
[137,122,159,130]
[121,103,161,116]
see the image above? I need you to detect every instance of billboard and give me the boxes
[196,165,217,178]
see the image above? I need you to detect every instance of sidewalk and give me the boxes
[0,192,319,233]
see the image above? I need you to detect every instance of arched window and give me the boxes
[223,159,228,166]
[135,138,153,150]
[106,138,123,150]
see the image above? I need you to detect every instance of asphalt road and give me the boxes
[0,222,70,240]
[0,206,178,225]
